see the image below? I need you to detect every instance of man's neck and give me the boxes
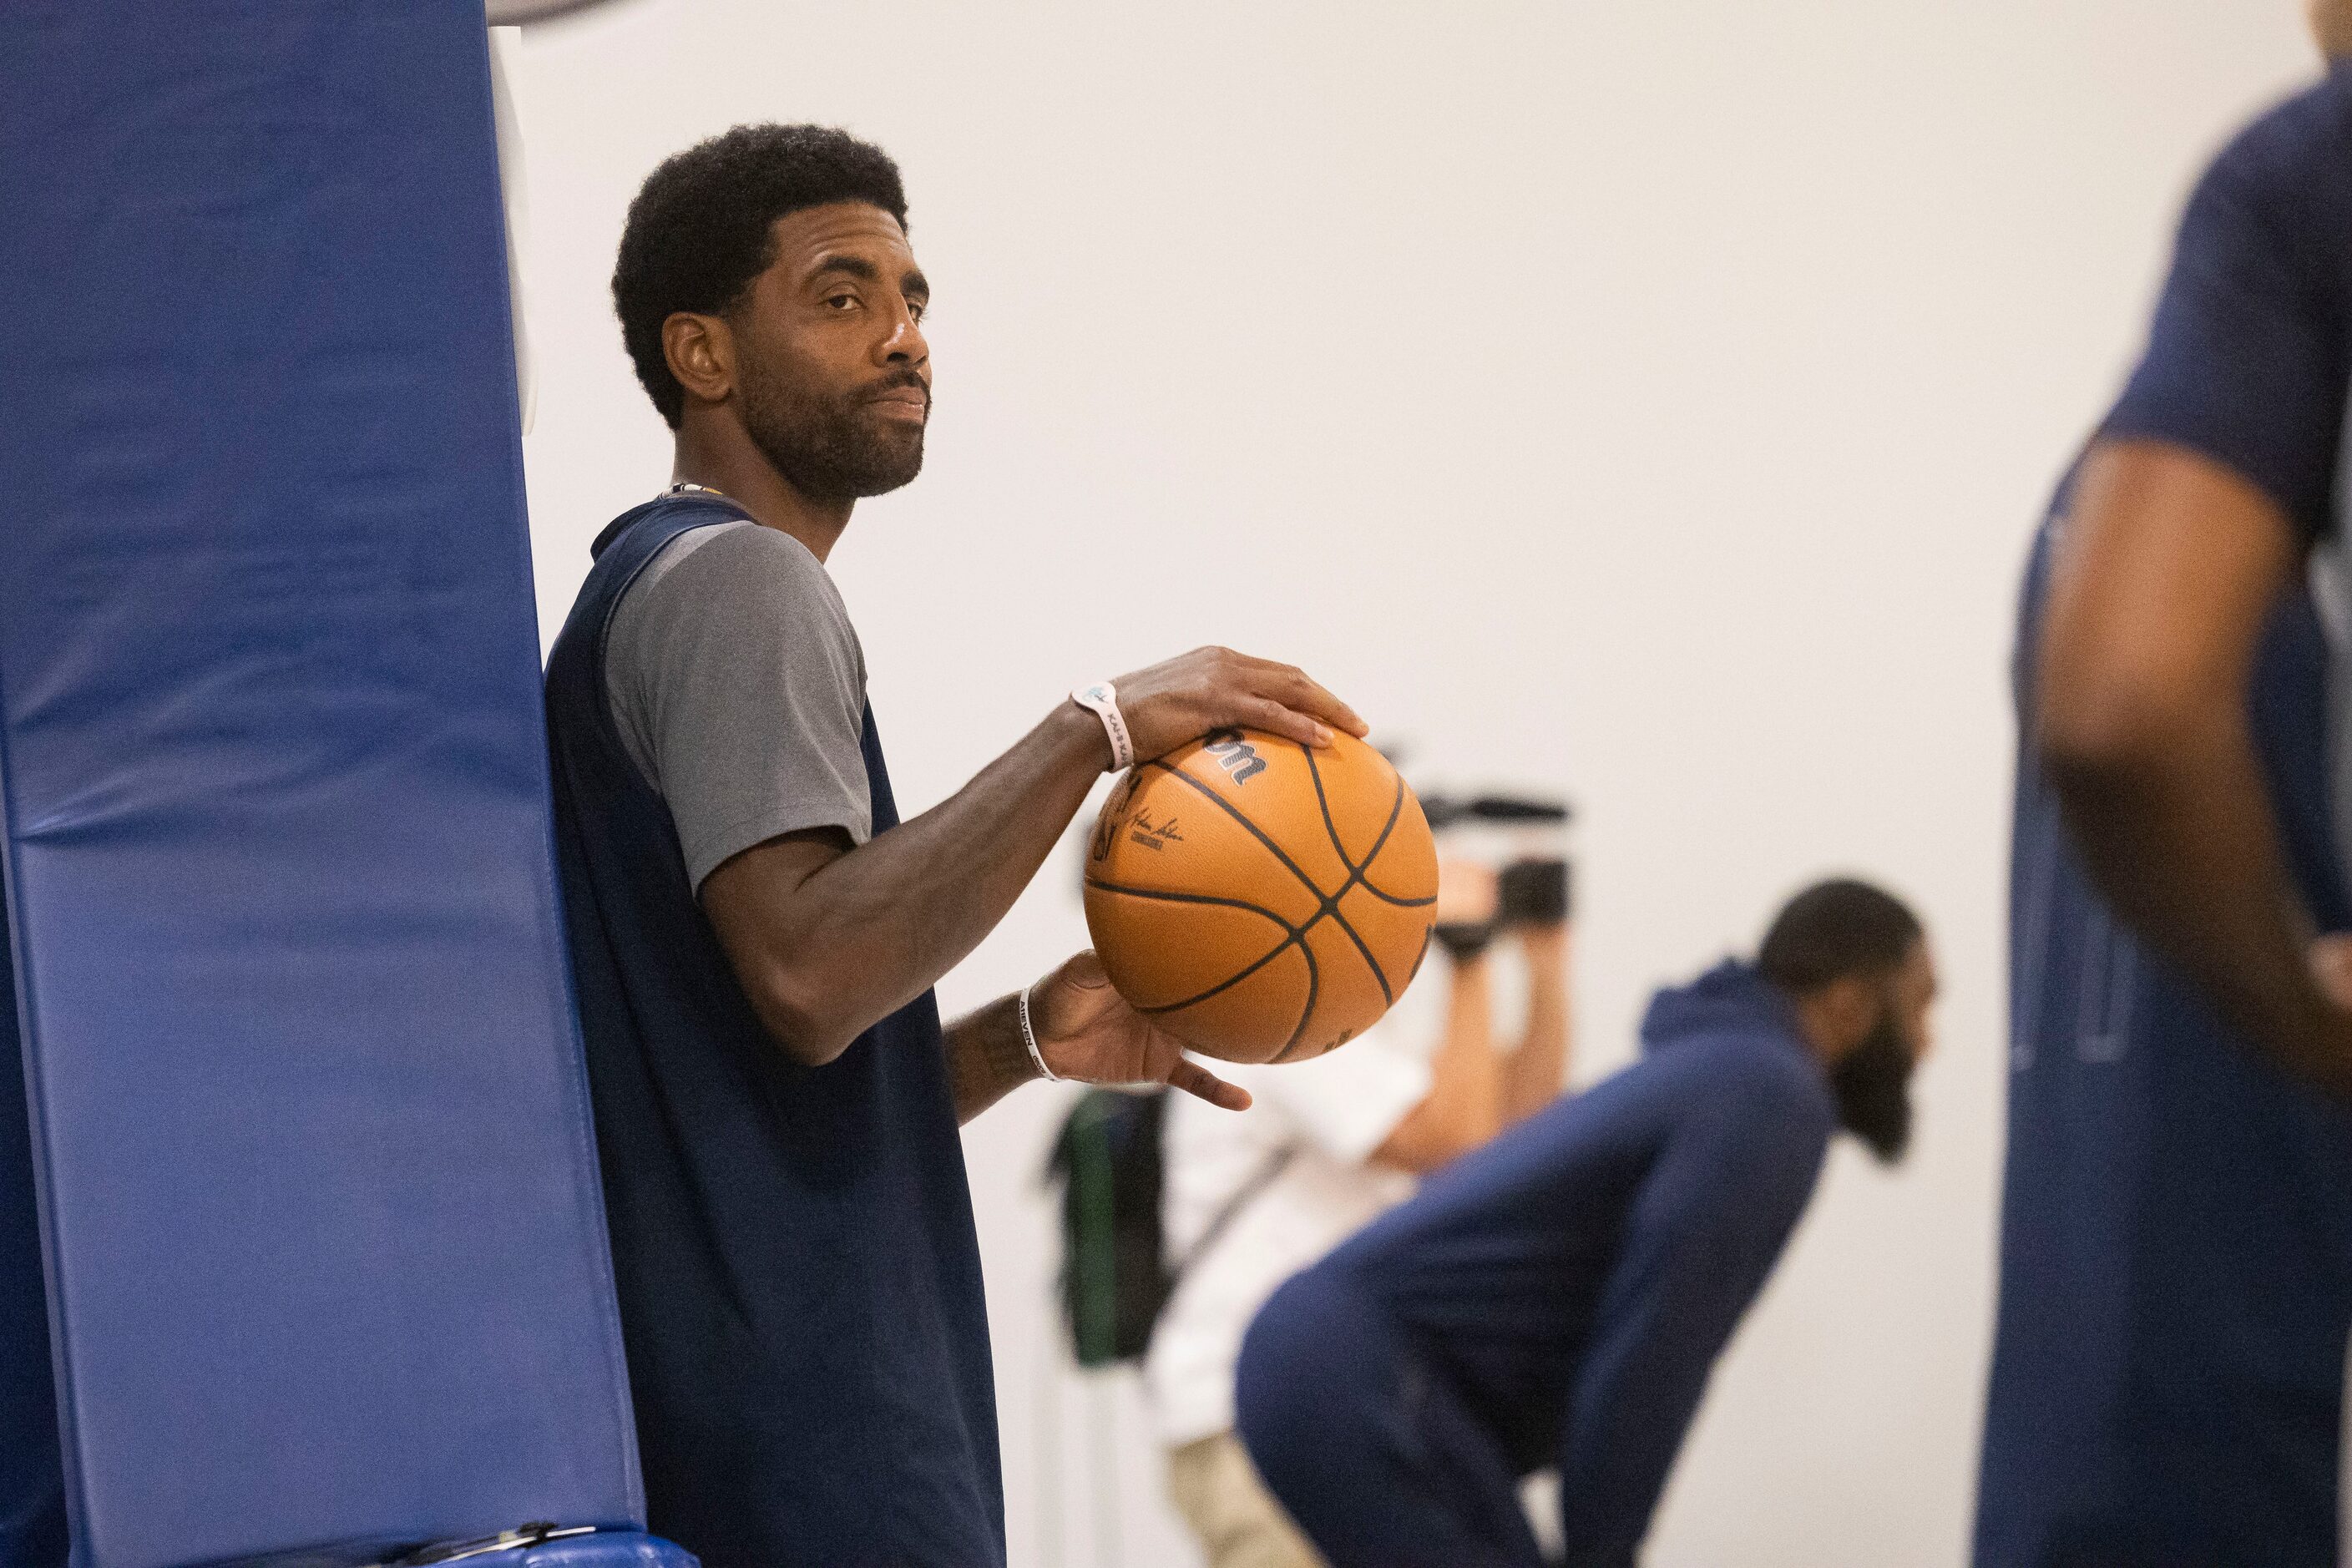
[670,422,853,565]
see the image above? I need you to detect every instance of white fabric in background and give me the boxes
[1143,974,1445,1447]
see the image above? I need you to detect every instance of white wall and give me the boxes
[504,6,2319,1563]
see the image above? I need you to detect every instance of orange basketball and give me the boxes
[1082,728,1439,1065]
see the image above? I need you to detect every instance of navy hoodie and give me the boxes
[1318,959,1835,1560]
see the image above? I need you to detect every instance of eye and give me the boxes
[824,291,859,311]
[907,298,928,323]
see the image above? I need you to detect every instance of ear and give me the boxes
[1813,974,1880,1056]
[661,311,736,411]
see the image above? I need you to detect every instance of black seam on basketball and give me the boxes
[1136,928,1304,1015]
[1350,773,1434,908]
[1145,759,1331,905]
[1328,903,1393,1008]
[1302,742,1361,873]
[1359,772,1404,871]
[1089,877,1318,1018]
[1271,937,1323,1063]
[1295,743,1399,1005]
[1084,877,1300,934]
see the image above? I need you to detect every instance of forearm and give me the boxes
[1374,954,1500,1172]
[715,703,1108,1060]
[1426,955,1503,1144]
[1502,926,1570,1124]
[944,993,1039,1125]
[2044,716,2344,1089]
[2035,440,2352,1091]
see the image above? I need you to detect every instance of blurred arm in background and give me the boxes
[1373,857,1572,1175]
[1500,858,1572,1124]
[1372,868,1499,1174]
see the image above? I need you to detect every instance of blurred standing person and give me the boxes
[1982,17,2352,1565]
[1148,856,1571,1568]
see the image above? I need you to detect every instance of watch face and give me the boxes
[486,0,625,21]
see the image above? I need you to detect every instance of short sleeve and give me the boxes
[1223,1019,1434,1166]
[2102,78,2352,542]
[604,521,872,889]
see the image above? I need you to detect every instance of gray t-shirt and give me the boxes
[604,519,872,888]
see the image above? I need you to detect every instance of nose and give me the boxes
[877,299,927,368]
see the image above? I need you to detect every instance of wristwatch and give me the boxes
[1070,680,1135,771]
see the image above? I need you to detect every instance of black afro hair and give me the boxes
[1758,878,1923,994]
[612,124,908,428]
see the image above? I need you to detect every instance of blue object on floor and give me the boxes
[505,1531,702,1567]
[0,3,674,1565]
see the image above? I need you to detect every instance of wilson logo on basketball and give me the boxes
[1202,730,1267,783]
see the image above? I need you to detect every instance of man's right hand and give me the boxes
[2309,934,2352,1009]
[1104,646,1366,764]
[2278,935,2352,1100]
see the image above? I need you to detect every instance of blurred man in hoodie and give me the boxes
[1232,879,1932,1568]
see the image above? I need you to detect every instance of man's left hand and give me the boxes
[1030,951,1251,1110]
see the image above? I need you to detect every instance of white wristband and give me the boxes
[1019,980,1063,1082]
[1070,680,1135,771]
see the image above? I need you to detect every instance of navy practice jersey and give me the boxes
[545,498,1003,1568]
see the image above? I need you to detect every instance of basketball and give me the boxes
[1083,728,1439,1065]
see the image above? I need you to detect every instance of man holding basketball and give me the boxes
[543,124,1362,1568]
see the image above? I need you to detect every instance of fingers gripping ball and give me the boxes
[1083,729,1439,1065]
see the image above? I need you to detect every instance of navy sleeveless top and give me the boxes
[1981,73,2352,1566]
[545,495,1004,1568]
[1982,483,2352,1566]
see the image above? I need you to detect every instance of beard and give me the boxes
[737,354,927,503]
[1832,1012,1915,1165]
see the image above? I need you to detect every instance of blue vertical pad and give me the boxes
[0,900,64,1568]
[0,5,646,1565]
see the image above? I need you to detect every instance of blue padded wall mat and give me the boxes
[0,4,645,1565]
[0,893,64,1568]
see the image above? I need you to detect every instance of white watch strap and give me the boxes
[1071,680,1135,771]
